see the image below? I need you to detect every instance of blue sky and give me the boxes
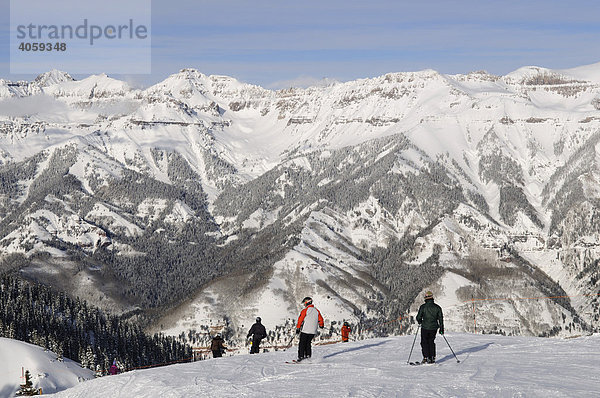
[2,0,600,88]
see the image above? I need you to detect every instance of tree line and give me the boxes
[0,273,191,373]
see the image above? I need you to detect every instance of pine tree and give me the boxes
[16,369,40,396]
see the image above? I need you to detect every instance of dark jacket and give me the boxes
[416,298,444,332]
[211,336,225,352]
[247,322,267,340]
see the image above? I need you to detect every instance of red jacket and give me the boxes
[341,325,351,341]
[297,304,324,334]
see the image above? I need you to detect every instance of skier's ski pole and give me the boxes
[284,334,296,349]
[442,333,460,363]
[407,324,420,364]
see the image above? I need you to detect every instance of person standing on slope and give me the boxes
[296,296,324,361]
[341,321,351,342]
[211,334,226,358]
[247,316,268,354]
[108,359,119,375]
[416,291,444,364]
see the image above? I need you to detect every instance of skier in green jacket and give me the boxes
[416,290,444,364]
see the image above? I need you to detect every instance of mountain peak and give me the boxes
[502,65,595,86]
[144,68,216,104]
[175,68,206,79]
[34,69,74,87]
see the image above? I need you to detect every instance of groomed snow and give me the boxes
[47,333,600,397]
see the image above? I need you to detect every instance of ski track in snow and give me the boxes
[46,333,600,398]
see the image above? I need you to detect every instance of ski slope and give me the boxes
[0,338,93,397]
[47,333,600,397]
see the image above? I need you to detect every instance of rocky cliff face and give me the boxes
[1,63,600,340]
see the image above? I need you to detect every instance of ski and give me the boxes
[285,358,311,364]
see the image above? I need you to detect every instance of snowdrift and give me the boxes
[0,337,94,397]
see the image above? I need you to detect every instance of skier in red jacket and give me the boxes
[341,321,351,342]
[296,297,324,361]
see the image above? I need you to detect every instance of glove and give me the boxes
[319,325,324,329]
[295,328,300,334]
[439,329,444,335]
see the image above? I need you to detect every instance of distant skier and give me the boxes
[296,297,324,361]
[247,316,268,354]
[416,291,444,364]
[341,321,351,342]
[109,359,120,375]
[211,335,226,358]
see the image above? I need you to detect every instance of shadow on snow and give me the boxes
[322,341,389,359]
[437,341,494,364]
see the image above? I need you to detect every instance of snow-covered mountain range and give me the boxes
[1,62,600,342]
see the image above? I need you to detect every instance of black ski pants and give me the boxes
[212,350,222,358]
[298,332,315,360]
[250,336,262,354]
[420,328,437,359]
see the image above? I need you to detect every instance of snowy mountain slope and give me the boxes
[562,61,600,84]
[194,129,588,340]
[0,337,93,397]
[48,333,600,398]
[1,63,600,340]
